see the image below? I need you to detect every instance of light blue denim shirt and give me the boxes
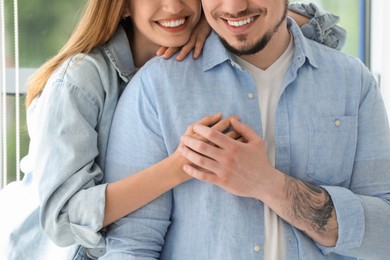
[0,25,136,259]
[103,19,390,260]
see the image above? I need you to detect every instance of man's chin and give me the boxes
[219,37,265,56]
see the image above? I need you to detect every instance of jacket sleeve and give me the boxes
[32,62,107,248]
[288,2,347,50]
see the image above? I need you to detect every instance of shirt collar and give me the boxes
[288,17,319,69]
[202,32,233,71]
[103,25,137,83]
[202,17,319,72]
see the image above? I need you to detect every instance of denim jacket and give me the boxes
[0,3,346,260]
[0,25,136,260]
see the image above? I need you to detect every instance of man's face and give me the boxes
[201,0,288,55]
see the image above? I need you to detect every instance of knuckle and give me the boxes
[196,156,207,167]
[204,129,216,140]
[196,142,208,153]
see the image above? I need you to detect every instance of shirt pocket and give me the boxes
[306,115,358,185]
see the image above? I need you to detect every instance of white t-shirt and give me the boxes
[235,37,294,260]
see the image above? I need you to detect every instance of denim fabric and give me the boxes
[0,4,347,259]
[103,20,390,260]
[0,25,136,259]
[288,2,346,50]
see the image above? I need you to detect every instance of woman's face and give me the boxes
[126,0,201,48]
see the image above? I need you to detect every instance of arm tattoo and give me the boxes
[285,176,334,235]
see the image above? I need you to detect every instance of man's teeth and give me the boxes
[159,19,185,28]
[227,17,254,27]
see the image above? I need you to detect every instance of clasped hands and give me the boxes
[178,114,278,201]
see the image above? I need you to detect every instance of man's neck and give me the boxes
[239,20,291,70]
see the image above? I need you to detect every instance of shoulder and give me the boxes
[130,33,225,88]
[300,39,378,101]
[130,52,203,88]
[48,46,122,107]
[305,37,371,78]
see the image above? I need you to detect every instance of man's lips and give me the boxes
[222,15,258,33]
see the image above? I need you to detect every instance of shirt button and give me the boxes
[248,92,254,99]
[334,119,341,127]
[254,245,261,252]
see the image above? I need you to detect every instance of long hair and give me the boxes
[25,0,128,107]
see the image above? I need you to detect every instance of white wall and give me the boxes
[371,0,390,117]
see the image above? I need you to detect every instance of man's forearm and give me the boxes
[284,175,338,246]
[260,170,339,247]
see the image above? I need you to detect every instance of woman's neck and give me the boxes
[129,27,160,68]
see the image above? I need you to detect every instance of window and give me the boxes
[1,1,85,187]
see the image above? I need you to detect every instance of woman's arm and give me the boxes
[288,2,347,50]
[103,114,239,226]
[104,152,188,226]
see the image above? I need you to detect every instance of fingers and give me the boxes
[184,114,243,146]
[230,118,257,142]
[157,13,211,61]
[162,47,180,59]
[184,113,223,137]
[155,46,180,59]
[178,13,211,61]
[176,38,196,61]
[225,130,242,140]
[178,141,220,172]
[210,115,237,133]
[210,115,241,140]
[192,12,211,59]
[196,113,223,127]
[192,124,235,149]
[182,164,218,184]
[191,32,208,59]
[236,136,247,143]
[156,47,168,56]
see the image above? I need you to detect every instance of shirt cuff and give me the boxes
[288,2,346,50]
[68,183,108,248]
[318,186,365,255]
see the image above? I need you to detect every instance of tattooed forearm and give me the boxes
[284,176,335,235]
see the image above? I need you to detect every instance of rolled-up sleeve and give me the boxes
[288,2,347,50]
[34,76,107,248]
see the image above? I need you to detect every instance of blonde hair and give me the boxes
[26,0,128,107]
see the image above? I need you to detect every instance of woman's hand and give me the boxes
[156,12,211,61]
[171,113,242,177]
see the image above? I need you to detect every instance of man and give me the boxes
[103,0,390,259]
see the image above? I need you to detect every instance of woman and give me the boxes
[0,0,345,259]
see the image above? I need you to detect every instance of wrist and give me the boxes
[165,152,192,184]
[255,168,286,204]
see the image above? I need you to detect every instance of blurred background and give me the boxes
[1,0,389,187]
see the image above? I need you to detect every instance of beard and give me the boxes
[219,1,288,56]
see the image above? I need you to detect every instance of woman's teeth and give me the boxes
[159,19,185,28]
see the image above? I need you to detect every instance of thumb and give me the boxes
[230,118,259,142]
